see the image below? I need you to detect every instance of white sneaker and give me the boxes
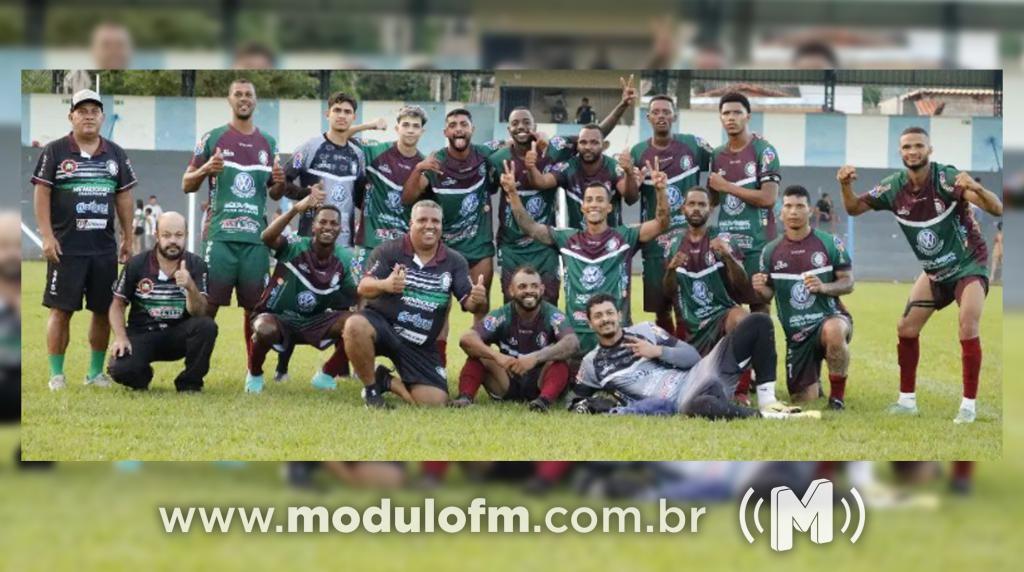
[84,372,113,388]
[48,374,66,391]
[760,401,802,414]
[953,407,976,424]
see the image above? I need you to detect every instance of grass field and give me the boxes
[20,261,1002,461]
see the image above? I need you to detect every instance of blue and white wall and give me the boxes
[23,93,1002,171]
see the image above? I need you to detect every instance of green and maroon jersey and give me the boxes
[474,301,571,357]
[425,141,502,262]
[257,236,357,328]
[759,229,851,343]
[190,124,278,244]
[630,133,713,240]
[357,140,421,249]
[552,225,640,334]
[858,162,988,283]
[666,227,743,338]
[549,154,624,230]
[710,134,781,255]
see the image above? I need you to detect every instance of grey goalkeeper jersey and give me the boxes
[576,323,703,406]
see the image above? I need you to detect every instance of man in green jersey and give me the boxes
[839,126,1003,423]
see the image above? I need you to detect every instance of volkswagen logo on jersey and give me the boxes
[916,228,943,256]
[744,161,757,178]
[258,150,269,165]
[460,193,479,218]
[386,191,402,211]
[526,196,545,218]
[231,172,256,198]
[723,194,745,215]
[667,185,683,210]
[811,252,827,268]
[297,290,317,312]
[790,282,816,311]
[581,265,605,291]
[692,280,712,306]
[106,159,118,176]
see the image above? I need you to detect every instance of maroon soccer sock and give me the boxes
[421,461,449,479]
[322,340,350,378]
[458,358,486,398]
[952,461,974,480]
[897,336,919,393]
[960,337,981,399]
[535,461,573,483]
[828,373,847,401]
[734,370,752,397]
[539,362,571,402]
[436,340,448,368]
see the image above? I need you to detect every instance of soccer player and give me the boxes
[182,78,287,392]
[33,89,138,391]
[107,212,218,392]
[708,91,782,314]
[838,126,1003,423]
[568,294,815,419]
[500,158,668,357]
[455,265,580,412]
[629,94,714,337]
[752,185,854,410]
[663,186,752,403]
[343,200,489,408]
[524,123,638,230]
[246,188,358,394]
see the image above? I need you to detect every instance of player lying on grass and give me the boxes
[246,187,358,393]
[567,294,817,420]
[838,126,1003,423]
[454,265,580,412]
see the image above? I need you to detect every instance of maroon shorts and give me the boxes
[930,275,989,311]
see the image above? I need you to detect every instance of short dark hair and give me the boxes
[582,97,589,102]
[327,91,358,112]
[579,123,603,136]
[583,181,612,198]
[685,186,712,201]
[397,105,427,127]
[901,126,929,138]
[585,293,618,318]
[649,94,676,110]
[719,91,751,114]
[783,185,811,202]
[230,77,254,88]
[510,264,541,281]
[445,108,472,121]
[792,42,839,68]
[314,204,342,220]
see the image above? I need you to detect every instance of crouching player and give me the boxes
[455,265,580,412]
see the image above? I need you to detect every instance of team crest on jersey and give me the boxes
[525,196,545,218]
[551,312,565,327]
[59,159,77,174]
[834,236,846,253]
[137,278,154,295]
[482,315,500,332]
[692,280,712,306]
[607,237,620,252]
[705,250,716,266]
[258,150,269,166]
[761,147,776,171]
[476,163,487,178]
[106,159,118,176]
[915,228,943,256]
[680,155,693,170]
[580,265,605,291]
[723,194,745,215]
[811,252,827,267]
[550,136,568,151]
[869,183,889,199]
[938,170,954,193]
[536,332,548,347]
[789,282,816,311]
[744,162,757,178]
[667,185,683,210]
[934,199,946,215]
[292,152,303,169]
[231,172,256,198]
[439,272,452,291]
[297,290,317,312]
[386,191,402,211]
[460,193,479,218]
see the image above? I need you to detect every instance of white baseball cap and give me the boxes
[71,89,103,111]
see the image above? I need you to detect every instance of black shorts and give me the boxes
[500,266,559,305]
[785,314,853,396]
[486,369,542,402]
[361,308,448,392]
[0,368,19,423]
[43,254,117,313]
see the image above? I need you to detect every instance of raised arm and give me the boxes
[617,149,639,205]
[524,141,557,189]
[956,171,1004,216]
[501,160,554,246]
[402,152,440,205]
[638,157,670,243]
[262,185,325,249]
[837,165,871,216]
[183,146,223,194]
[597,74,637,137]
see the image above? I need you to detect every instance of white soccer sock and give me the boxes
[756,384,777,408]
[897,392,916,407]
[960,397,976,412]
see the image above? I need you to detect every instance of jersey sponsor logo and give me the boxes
[811,252,827,267]
[442,177,458,187]
[667,185,683,211]
[258,150,269,166]
[297,290,317,312]
[550,136,568,151]
[60,159,78,174]
[761,147,776,171]
[580,265,606,291]
[378,163,392,175]
[482,315,500,332]
[477,163,487,178]
[148,306,184,320]
[385,191,403,211]
[551,311,566,327]
[692,280,713,306]
[723,193,745,215]
[224,201,259,215]
[221,149,236,157]
[834,236,846,253]
[231,172,257,198]
[744,161,757,178]
[572,310,588,323]
[106,159,119,176]
[221,216,260,234]
[525,196,545,218]
[459,193,480,218]
[76,218,107,230]
[789,282,816,311]
[398,311,433,330]
[915,228,943,256]
[75,200,109,215]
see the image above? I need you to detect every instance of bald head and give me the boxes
[155,212,187,261]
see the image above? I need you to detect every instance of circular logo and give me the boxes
[789,282,815,310]
[916,228,942,256]
[811,252,826,267]
[59,159,77,174]
[667,185,683,210]
[692,280,712,306]
[231,172,256,198]
[106,159,118,176]
[386,191,402,211]
[681,155,693,170]
[580,265,604,290]
[297,290,317,312]
[607,237,620,253]
[525,196,545,218]
[723,194,745,216]
[137,278,154,295]
[258,150,269,165]
[744,161,757,177]
[460,193,479,218]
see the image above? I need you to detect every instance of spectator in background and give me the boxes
[233,42,277,69]
[90,22,133,70]
[576,97,596,124]
[815,192,837,234]
[143,207,156,251]
[132,199,145,254]
[550,98,568,123]
[147,195,163,219]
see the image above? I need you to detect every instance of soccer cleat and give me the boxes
[47,374,67,391]
[273,372,290,383]
[528,396,551,413]
[828,397,845,411]
[886,402,919,415]
[84,372,112,388]
[310,371,337,390]
[449,394,474,408]
[373,365,394,394]
[733,393,751,407]
[760,401,802,414]
[761,409,821,420]
[362,386,393,409]
[245,373,264,394]
[953,407,976,425]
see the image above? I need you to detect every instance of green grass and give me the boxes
[20,261,1002,461]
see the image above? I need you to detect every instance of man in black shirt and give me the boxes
[576,97,596,124]
[107,212,218,391]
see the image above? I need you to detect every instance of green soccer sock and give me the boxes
[88,350,106,378]
[48,354,65,377]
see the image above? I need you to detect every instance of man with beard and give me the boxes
[247,188,358,392]
[629,94,714,339]
[490,75,638,306]
[33,89,138,391]
[663,186,752,404]
[454,265,580,412]
[753,186,855,410]
[838,126,1002,423]
[343,200,489,408]
[568,294,816,419]
[502,159,668,357]
[107,212,218,391]
[182,78,287,393]
[524,123,638,231]
[708,91,781,314]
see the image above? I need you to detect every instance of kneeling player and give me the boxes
[752,185,854,409]
[455,265,580,412]
[568,294,815,420]
[246,189,357,393]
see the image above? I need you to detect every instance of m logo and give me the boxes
[739,479,866,552]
